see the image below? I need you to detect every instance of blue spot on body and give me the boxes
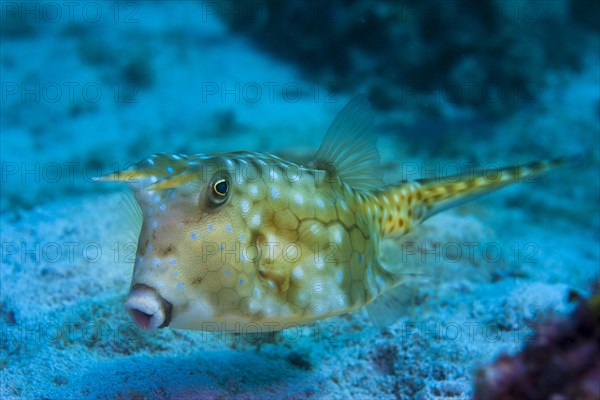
[240,234,245,242]
[220,245,224,252]
[173,271,179,278]
[147,158,155,165]
[207,224,214,232]
[151,220,158,229]
[166,166,174,174]
[239,278,244,285]
[136,256,143,263]
[177,282,183,289]
[224,269,230,276]
[358,253,363,263]
[225,224,232,232]
[170,258,177,265]
[191,232,198,240]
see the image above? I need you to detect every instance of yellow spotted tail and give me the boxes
[374,156,580,238]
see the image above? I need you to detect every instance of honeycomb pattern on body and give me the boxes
[126,152,566,330]
[129,153,393,328]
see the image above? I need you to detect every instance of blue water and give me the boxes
[1,1,598,399]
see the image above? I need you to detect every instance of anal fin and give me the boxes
[366,282,421,329]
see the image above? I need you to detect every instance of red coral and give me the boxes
[474,286,600,400]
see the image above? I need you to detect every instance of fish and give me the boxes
[97,94,574,332]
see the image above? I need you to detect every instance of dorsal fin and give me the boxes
[313,94,384,191]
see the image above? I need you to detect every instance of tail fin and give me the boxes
[375,156,579,237]
[417,156,578,218]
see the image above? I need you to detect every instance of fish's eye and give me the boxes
[213,179,228,196]
[207,174,231,207]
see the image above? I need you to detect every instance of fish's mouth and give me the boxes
[125,284,173,330]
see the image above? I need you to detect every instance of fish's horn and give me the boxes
[92,169,146,183]
[147,172,196,190]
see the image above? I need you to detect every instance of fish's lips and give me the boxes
[125,284,173,330]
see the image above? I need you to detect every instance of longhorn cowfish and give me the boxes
[97,95,571,332]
